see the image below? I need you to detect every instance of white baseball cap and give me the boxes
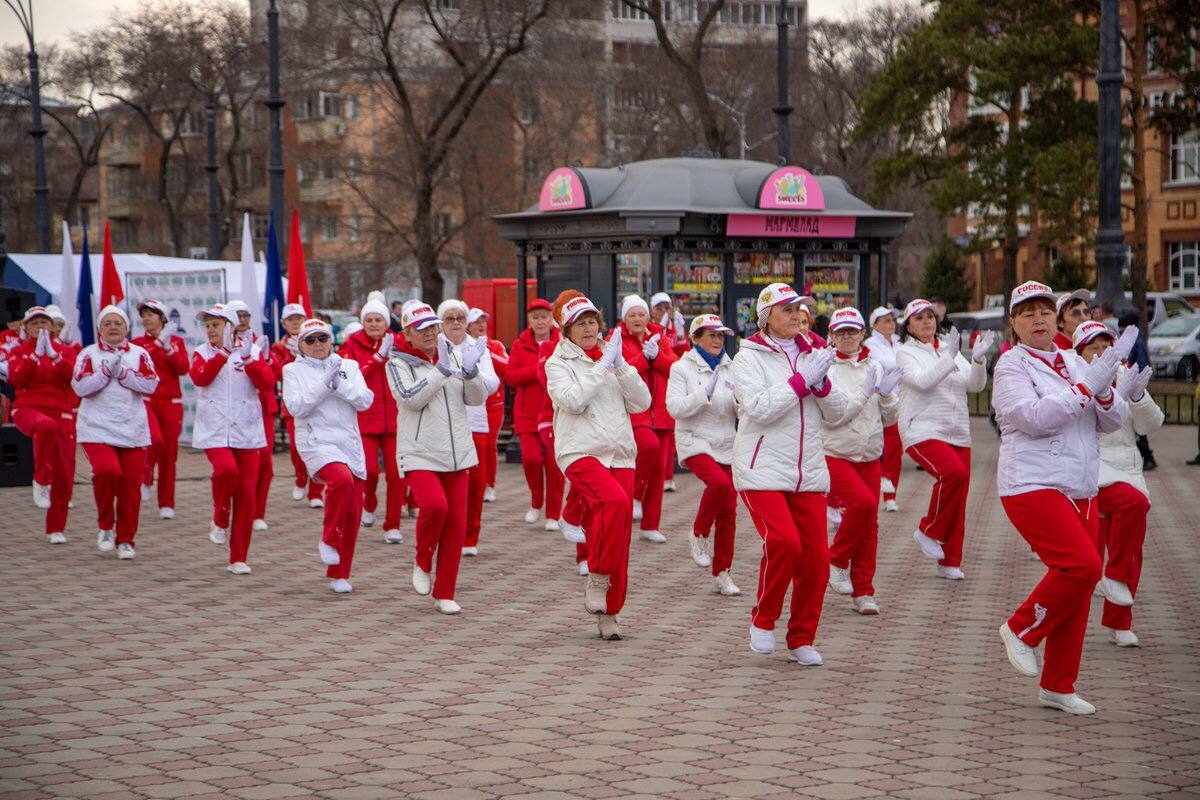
[400,300,440,331]
[869,306,896,327]
[467,307,488,325]
[298,318,333,340]
[1056,288,1092,314]
[137,300,169,318]
[225,300,251,316]
[828,307,866,331]
[900,298,934,322]
[561,295,600,327]
[22,306,51,323]
[688,314,732,337]
[755,282,801,319]
[1009,281,1057,312]
[195,303,239,327]
[281,303,308,320]
[1072,320,1115,350]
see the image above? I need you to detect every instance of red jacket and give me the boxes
[535,338,556,429]
[339,328,400,435]
[7,339,78,416]
[131,334,189,400]
[507,327,559,435]
[270,337,298,418]
[617,321,676,430]
[485,338,508,410]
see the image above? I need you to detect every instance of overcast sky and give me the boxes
[2,0,863,48]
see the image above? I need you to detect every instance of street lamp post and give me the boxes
[265,0,286,238]
[1094,0,1125,313]
[774,0,793,165]
[206,99,220,259]
[5,0,51,253]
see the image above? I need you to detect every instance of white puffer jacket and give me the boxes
[1098,365,1164,499]
[71,342,158,448]
[730,333,850,493]
[386,347,485,473]
[896,336,987,448]
[865,330,898,370]
[191,342,271,450]
[822,349,899,462]
[282,355,375,479]
[545,338,651,472]
[448,334,500,434]
[665,347,736,465]
[992,344,1127,499]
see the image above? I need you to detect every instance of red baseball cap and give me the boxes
[527,298,552,313]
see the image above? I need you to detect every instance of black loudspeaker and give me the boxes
[0,423,34,487]
[1,287,36,325]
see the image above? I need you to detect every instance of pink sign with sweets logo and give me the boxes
[726,214,856,238]
[538,167,590,212]
[758,166,826,211]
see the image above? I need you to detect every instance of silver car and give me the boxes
[1149,314,1200,381]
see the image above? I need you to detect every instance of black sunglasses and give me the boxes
[303,334,331,344]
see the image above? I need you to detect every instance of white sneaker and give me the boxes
[787,645,823,666]
[309,498,324,509]
[639,529,667,543]
[826,507,843,530]
[544,519,560,532]
[1098,577,1134,607]
[208,524,229,545]
[433,598,461,614]
[383,529,404,544]
[999,623,1040,677]
[880,478,896,495]
[292,486,306,501]
[632,500,643,522]
[523,507,541,524]
[159,507,174,520]
[483,486,496,503]
[561,519,586,544]
[462,546,478,557]
[412,564,432,595]
[884,499,899,512]
[140,484,151,503]
[330,579,353,593]
[578,561,589,576]
[252,519,268,531]
[318,542,341,565]
[1038,689,1096,715]
[33,482,50,509]
[714,570,741,596]
[361,510,376,527]
[664,480,677,492]
[936,565,965,580]
[47,532,67,544]
[913,530,945,560]
[227,562,252,575]
[689,534,712,567]
[117,542,136,560]
[749,625,776,654]
[828,566,853,595]
[97,530,115,552]
[852,595,880,615]
[1108,627,1140,647]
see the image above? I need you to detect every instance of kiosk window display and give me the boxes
[803,253,858,316]
[665,251,723,318]
[617,252,652,299]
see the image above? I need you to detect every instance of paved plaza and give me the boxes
[1,419,1198,800]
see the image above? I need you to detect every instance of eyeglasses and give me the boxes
[442,315,466,323]
[302,334,331,344]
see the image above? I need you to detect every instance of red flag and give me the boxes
[286,210,313,316]
[99,220,124,308]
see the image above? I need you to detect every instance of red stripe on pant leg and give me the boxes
[1097,482,1149,631]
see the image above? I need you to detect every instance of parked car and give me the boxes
[1149,313,1200,381]
[1106,292,1196,329]
[946,309,1006,365]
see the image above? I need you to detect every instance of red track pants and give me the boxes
[881,423,902,501]
[740,490,829,649]
[519,430,563,518]
[316,462,363,581]
[254,414,275,520]
[484,403,503,488]
[142,399,183,509]
[362,432,403,530]
[408,469,469,600]
[1002,490,1102,694]
[905,440,971,568]
[562,484,590,565]
[564,458,634,615]
[827,456,882,597]
[633,427,669,532]
[685,454,736,576]
[81,443,147,545]
[466,432,489,547]
[284,416,323,500]
[13,406,73,534]
[206,448,260,564]
[1096,482,1150,631]
[662,431,677,482]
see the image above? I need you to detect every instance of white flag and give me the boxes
[58,221,79,341]
[239,213,262,333]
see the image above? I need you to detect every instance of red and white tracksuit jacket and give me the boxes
[131,332,189,508]
[617,321,677,533]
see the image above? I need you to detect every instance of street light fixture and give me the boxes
[774,0,794,164]
[1094,0,1125,316]
[4,0,51,252]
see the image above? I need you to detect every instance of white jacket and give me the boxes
[386,347,485,473]
[992,344,1127,499]
[821,350,899,462]
[71,342,158,448]
[448,334,500,434]
[730,333,850,493]
[896,336,987,448]
[865,330,898,370]
[191,342,270,450]
[545,338,651,472]
[1098,365,1164,499]
[665,348,736,465]
[282,355,374,479]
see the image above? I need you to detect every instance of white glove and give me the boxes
[642,333,660,360]
[1116,364,1153,401]
[35,329,51,357]
[323,355,342,389]
[659,312,671,330]
[1115,325,1139,362]
[236,333,254,360]
[375,334,394,361]
[222,323,234,351]
[942,329,961,359]
[599,328,622,370]
[878,364,902,397]
[99,354,115,380]
[159,321,177,348]
[860,365,877,398]
[705,365,722,399]
[436,335,461,377]
[1081,346,1120,398]
[971,330,995,363]
[461,337,486,376]
[798,348,836,389]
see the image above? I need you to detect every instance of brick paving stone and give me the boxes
[0,420,1197,799]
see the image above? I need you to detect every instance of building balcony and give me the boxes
[296,117,347,144]
[103,142,142,166]
[299,179,343,204]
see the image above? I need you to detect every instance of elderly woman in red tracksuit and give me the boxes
[272,303,324,507]
[617,294,677,544]
[45,305,82,509]
[651,292,689,492]
[132,300,189,519]
[227,299,278,530]
[72,305,159,559]
[993,281,1131,715]
[732,283,849,666]
[467,307,507,503]
[507,298,562,527]
[340,291,405,545]
[190,303,275,574]
[866,306,902,512]
[546,291,651,641]
[10,306,78,543]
